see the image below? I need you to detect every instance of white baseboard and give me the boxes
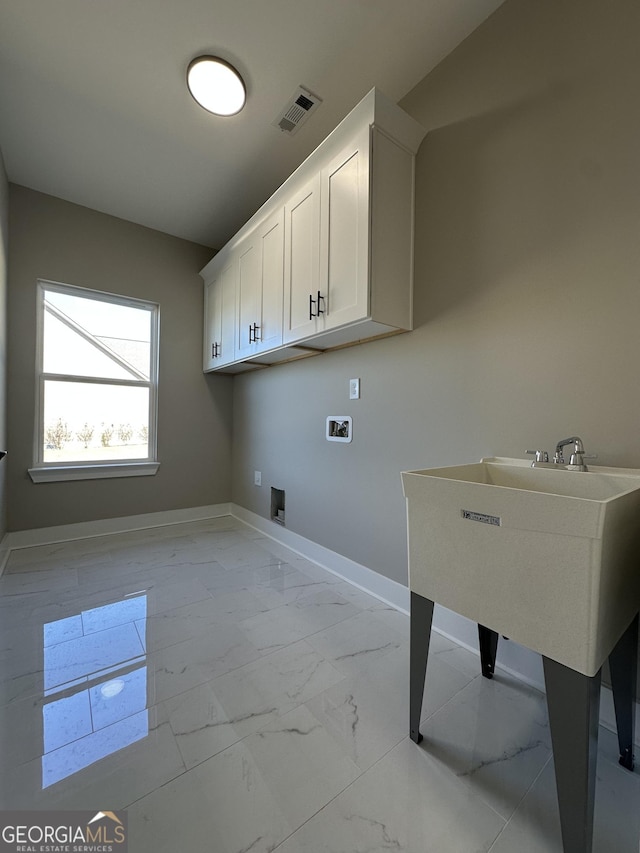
[230,505,546,685]
[0,503,232,576]
[230,504,410,613]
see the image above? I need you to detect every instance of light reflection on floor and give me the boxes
[42,595,148,787]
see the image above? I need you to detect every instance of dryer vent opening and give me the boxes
[271,487,285,526]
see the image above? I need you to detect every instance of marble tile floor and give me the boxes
[0,516,638,852]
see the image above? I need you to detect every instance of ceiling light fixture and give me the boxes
[187,56,246,116]
[100,679,125,699]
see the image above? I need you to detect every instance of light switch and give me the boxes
[349,378,360,400]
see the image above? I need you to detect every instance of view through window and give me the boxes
[35,281,159,468]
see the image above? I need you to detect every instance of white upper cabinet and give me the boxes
[283,174,321,343]
[203,251,236,369]
[258,209,285,354]
[283,128,369,345]
[236,207,285,360]
[201,88,426,373]
[318,125,370,334]
[235,234,260,361]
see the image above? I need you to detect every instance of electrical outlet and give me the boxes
[254,471,261,486]
[349,378,360,400]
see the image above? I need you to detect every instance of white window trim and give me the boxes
[29,279,160,483]
[29,462,160,483]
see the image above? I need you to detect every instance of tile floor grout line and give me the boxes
[485,751,554,852]
[268,734,427,852]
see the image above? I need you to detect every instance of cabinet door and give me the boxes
[203,256,236,369]
[218,260,237,365]
[283,173,321,344]
[203,275,220,370]
[320,126,370,331]
[235,235,261,360]
[256,207,284,354]
[235,208,285,358]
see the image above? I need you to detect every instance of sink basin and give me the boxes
[401,457,640,675]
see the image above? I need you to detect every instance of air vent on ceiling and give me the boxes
[273,86,322,135]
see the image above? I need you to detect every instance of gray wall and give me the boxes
[7,186,232,531]
[231,0,640,586]
[0,153,8,539]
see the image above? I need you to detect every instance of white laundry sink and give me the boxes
[401,457,640,675]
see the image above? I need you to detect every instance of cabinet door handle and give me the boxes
[309,293,317,320]
[252,323,260,342]
[212,342,220,358]
[248,323,253,343]
[317,291,325,315]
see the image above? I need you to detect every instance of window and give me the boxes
[29,280,160,483]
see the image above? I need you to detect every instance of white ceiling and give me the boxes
[0,0,504,249]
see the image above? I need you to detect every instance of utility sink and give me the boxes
[401,457,640,675]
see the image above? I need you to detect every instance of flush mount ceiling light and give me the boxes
[187,56,246,116]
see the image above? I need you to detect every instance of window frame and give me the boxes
[29,279,160,483]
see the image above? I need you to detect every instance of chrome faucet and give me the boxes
[554,436,583,465]
[526,436,596,471]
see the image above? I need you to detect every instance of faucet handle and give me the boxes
[526,449,549,463]
[570,451,597,465]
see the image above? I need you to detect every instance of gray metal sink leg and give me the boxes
[478,624,499,678]
[608,612,638,771]
[410,592,434,744]
[543,656,601,853]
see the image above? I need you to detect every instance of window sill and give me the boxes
[28,462,160,483]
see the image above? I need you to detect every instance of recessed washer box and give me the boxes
[326,416,352,443]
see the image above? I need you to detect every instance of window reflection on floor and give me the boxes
[42,594,148,788]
